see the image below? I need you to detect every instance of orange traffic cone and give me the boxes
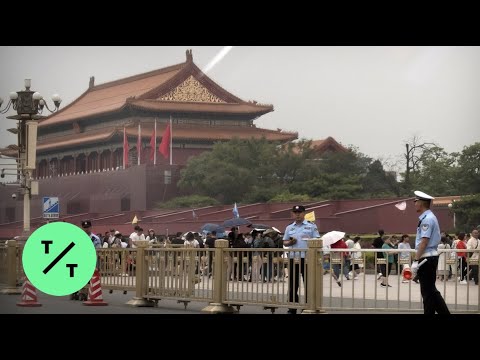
[83,269,108,306]
[17,278,42,307]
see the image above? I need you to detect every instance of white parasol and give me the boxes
[320,231,345,247]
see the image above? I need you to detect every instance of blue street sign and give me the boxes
[43,197,59,219]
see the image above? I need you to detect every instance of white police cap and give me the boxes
[414,190,435,201]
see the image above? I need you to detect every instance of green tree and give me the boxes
[452,194,480,232]
[268,191,312,203]
[286,146,371,199]
[275,139,313,183]
[413,146,459,196]
[362,159,399,197]
[156,195,219,209]
[456,142,480,194]
[178,137,282,204]
[317,146,371,177]
[290,173,363,199]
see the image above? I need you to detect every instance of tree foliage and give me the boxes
[176,137,480,205]
[456,142,480,194]
[412,146,459,195]
[452,194,480,232]
[155,195,219,209]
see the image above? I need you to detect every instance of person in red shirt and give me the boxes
[331,238,349,287]
[454,233,468,283]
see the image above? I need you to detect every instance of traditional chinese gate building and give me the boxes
[1,50,298,220]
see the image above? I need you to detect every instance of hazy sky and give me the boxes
[0,46,478,170]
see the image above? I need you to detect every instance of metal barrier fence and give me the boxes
[1,239,479,313]
[144,247,215,303]
[0,240,22,294]
[320,248,479,313]
[0,245,7,285]
[16,245,24,285]
[97,248,137,292]
[223,248,310,311]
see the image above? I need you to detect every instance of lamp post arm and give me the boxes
[0,100,12,114]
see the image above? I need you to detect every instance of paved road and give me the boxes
[1,273,478,314]
[0,290,301,314]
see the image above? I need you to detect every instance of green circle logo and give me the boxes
[22,222,97,296]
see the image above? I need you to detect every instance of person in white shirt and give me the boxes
[129,226,145,248]
[108,229,116,246]
[349,236,363,279]
[146,229,159,244]
[183,231,201,281]
[398,234,412,283]
[184,231,199,248]
[466,229,479,285]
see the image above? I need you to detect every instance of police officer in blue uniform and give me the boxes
[411,191,450,315]
[70,220,102,301]
[82,220,102,248]
[283,205,320,314]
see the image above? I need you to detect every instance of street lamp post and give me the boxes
[0,79,61,240]
[448,203,456,229]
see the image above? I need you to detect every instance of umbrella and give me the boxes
[200,223,224,233]
[263,227,283,237]
[223,218,252,228]
[247,223,271,230]
[320,231,345,247]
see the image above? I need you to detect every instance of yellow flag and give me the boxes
[305,211,315,222]
[132,215,139,224]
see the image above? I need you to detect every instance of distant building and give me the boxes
[288,136,347,159]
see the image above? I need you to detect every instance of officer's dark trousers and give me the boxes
[418,256,450,315]
[288,258,306,304]
[469,264,478,285]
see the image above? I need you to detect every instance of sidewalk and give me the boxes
[1,273,478,314]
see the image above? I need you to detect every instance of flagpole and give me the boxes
[137,123,141,166]
[169,115,173,166]
[123,127,126,169]
[154,118,157,165]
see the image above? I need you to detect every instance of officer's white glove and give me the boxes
[411,261,419,278]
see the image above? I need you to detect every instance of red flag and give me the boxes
[159,123,171,160]
[123,127,129,168]
[149,123,156,162]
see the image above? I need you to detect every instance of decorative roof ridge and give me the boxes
[272,129,298,135]
[245,100,274,108]
[138,56,270,106]
[91,62,187,91]
[189,61,244,104]
[131,98,273,109]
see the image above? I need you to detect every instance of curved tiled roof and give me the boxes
[37,129,118,151]
[125,124,297,142]
[36,124,298,152]
[432,196,463,206]
[310,137,347,153]
[289,136,348,155]
[0,145,18,158]
[39,63,184,128]
[39,50,274,128]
